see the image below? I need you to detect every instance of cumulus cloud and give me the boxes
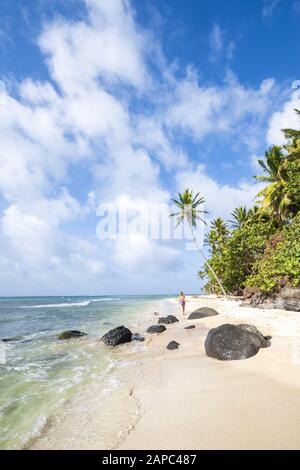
[165,70,276,145]
[249,154,264,173]
[267,90,300,145]
[38,0,148,93]
[175,164,263,222]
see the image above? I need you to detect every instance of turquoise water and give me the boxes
[0,295,169,449]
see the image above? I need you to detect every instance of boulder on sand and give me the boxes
[243,286,261,299]
[102,326,132,347]
[184,325,196,330]
[158,315,179,325]
[188,307,218,320]
[146,324,166,334]
[167,341,180,350]
[58,330,87,340]
[275,287,300,312]
[205,323,271,361]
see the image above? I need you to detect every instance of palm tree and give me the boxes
[211,217,229,236]
[170,189,227,297]
[205,218,229,252]
[229,205,270,229]
[248,205,270,223]
[282,109,300,140]
[283,110,300,161]
[253,145,288,223]
[229,206,250,229]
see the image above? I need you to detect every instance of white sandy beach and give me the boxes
[31,296,300,450]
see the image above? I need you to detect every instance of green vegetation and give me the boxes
[196,110,300,295]
[199,218,277,294]
[246,214,300,293]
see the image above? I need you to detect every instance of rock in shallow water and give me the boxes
[58,330,87,340]
[132,333,145,342]
[2,335,24,342]
[158,315,179,324]
[188,307,218,320]
[167,341,180,350]
[146,324,166,334]
[205,323,271,361]
[102,326,132,347]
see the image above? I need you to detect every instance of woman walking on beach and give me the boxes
[178,292,186,316]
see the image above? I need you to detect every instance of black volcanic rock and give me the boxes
[58,330,87,340]
[205,323,271,361]
[167,341,180,350]
[102,326,132,347]
[146,324,166,334]
[158,315,179,325]
[188,307,219,320]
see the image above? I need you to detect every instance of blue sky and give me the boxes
[0,0,299,296]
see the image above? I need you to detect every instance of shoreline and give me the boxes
[28,298,171,450]
[31,296,300,450]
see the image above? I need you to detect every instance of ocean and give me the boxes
[0,295,172,449]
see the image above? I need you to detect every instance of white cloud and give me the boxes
[1,190,90,265]
[165,70,276,144]
[114,234,180,270]
[38,0,148,94]
[175,164,263,221]
[0,0,177,295]
[267,90,300,145]
[249,154,264,173]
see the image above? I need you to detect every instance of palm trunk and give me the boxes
[190,225,228,298]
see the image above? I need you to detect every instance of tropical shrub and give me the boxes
[199,220,276,294]
[245,215,300,293]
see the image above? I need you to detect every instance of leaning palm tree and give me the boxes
[253,145,288,223]
[170,189,227,297]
